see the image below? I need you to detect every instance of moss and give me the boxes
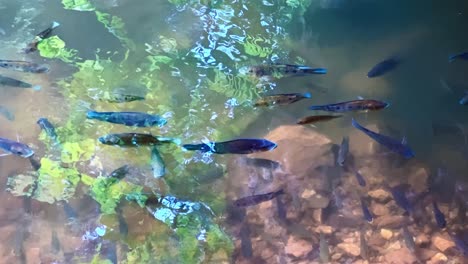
[61,139,96,163]
[37,36,79,63]
[205,225,233,254]
[243,34,273,58]
[62,0,95,11]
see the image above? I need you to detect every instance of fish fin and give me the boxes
[0,153,12,157]
[351,118,362,130]
[308,105,323,111]
[303,92,312,98]
[305,68,327,74]
[86,110,98,119]
[401,136,408,145]
[357,96,364,100]
[448,55,457,63]
[32,85,41,91]
[51,21,60,29]
[182,144,202,151]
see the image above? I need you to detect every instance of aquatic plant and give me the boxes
[37,36,80,63]
[95,11,135,50]
[243,35,273,58]
[61,0,95,11]
[207,69,260,104]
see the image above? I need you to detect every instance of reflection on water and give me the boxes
[0,0,467,263]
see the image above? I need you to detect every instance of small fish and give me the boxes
[0,106,14,121]
[319,232,330,263]
[234,189,284,207]
[151,147,165,178]
[240,221,253,258]
[367,57,400,78]
[0,60,49,73]
[99,92,145,103]
[183,138,277,154]
[402,225,416,253]
[0,137,34,158]
[245,64,327,79]
[460,91,468,105]
[87,110,167,127]
[354,170,367,187]
[253,93,311,107]
[451,232,468,256]
[0,74,32,88]
[37,118,58,142]
[309,99,389,112]
[108,165,129,180]
[51,230,61,254]
[432,201,447,228]
[389,184,413,215]
[337,136,349,166]
[24,21,60,53]
[352,118,415,158]
[449,51,468,62]
[296,114,342,125]
[99,133,180,147]
[360,228,369,260]
[244,157,281,170]
[360,197,373,223]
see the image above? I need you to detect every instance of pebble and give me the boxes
[431,235,455,252]
[428,252,448,264]
[375,215,405,228]
[331,253,342,261]
[415,233,430,247]
[380,229,393,240]
[408,167,429,192]
[371,203,390,216]
[337,243,360,256]
[301,189,316,199]
[315,225,333,234]
[368,189,391,203]
[384,248,416,264]
[285,236,313,257]
[419,248,438,261]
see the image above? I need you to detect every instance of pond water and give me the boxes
[0,0,467,263]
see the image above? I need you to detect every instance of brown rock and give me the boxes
[331,253,342,261]
[368,232,386,248]
[368,189,392,203]
[415,233,430,247]
[315,225,334,234]
[285,236,313,257]
[418,248,438,261]
[380,229,393,240]
[375,215,405,228]
[371,202,390,216]
[408,167,429,193]
[384,247,417,264]
[337,243,360,256]
[431,235,455,252]
[427,252,448,264]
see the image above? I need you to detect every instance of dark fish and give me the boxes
[37,118,58,142]
[24,21,60,53]
[0,137,34,158]
[0,106,14,121]
[253,93,311,107]
[451,232,468,256]
[355,170,367,187]
[296,114,342,125]
[116,206,128,237]
[51,230,61,254]
[319,232,330,263]
[151,147,165,178]
[432,201,446,228]
[460,92,468,105]
[108,165,129,180]
[337,136,349,166]
[28,156,41,171]
[245,64,327,79]
[87,111,167,127]
[244,157,281,170]
[183,138,277,154]
[98,133,180,147]
[367,57,400,78]
[99,93,145,103]
[360,228,369,260]
[352,118,415,159]
[240,221,253,258]
[0,74,32,88]
[449,51,468,62]
[402,225,416,253]
[276,196,287,223]
[360,197,373,223]
[389,184,413,214]
[309,99,389,112]
[0,60,49,73]
[234,189,284,207]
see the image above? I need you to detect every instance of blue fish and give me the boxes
[360,197,373,223]
[183,138,277,154]
[460,92,468,105]
[309,99,389,113]
[432,201,447,228]
[37,118,58,142]
[351,118,415,159]
[449,51,468,62]
[367,57,400,78]
[355,170,367,187]
[0,137,34,158]
[451,232,468,256]
[87,110,167,127]
[389,184,413,215]
[0,74,32,88]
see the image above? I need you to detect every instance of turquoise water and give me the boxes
[0,0,467,263]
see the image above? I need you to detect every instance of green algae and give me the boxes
[243,35,273,58]
[95,11,136,50]
[37,36,79,63]
[61,139,96,164]
[62,0,95,11]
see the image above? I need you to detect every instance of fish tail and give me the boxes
[182,144,202,151]
[308,105,324,111]
[351,118,364,130]
[305,68,327,74]
[303,92,312,98]
[86,110,98,119]
[51,21,60,29]
[276,189,285,196]
[158,137,181,145]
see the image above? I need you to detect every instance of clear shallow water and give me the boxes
[0,0,467,263]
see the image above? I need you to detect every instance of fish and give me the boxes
[360,197,373,223]
[244,157,281,170]
[98,133,180,147]
[151,147,165,178]
[389,184,413,215]
[360,228,369,260]
[0,74,32,88]
[24,21,60,53]
[367,57,400,78]
[0,137,34,158]
[337,136,349,166]
[87,110,167,127]
[51,230,61,254]
[460,92,468,105]
[240,221,253,258]
[319,232,330,263]
[234,189,284,207]
[449,51,468,62]
[309,99,389,112]
[276,196,287,223]
[244,64,327,79]
[451,231,468,256]
[351,118,415,159]
[28,156,41,171]
[354,170,367,187]
[296,114,342,125]
[0,106,14,121]
[183,138,277,154]
[116,206,128,237]
[432,201,447,228]
[108,165,129,180]
[0,60,49,73]
[99,92,145,103]
[253,93,311,107]
[37,118,58,142]
[402,225,416,253]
